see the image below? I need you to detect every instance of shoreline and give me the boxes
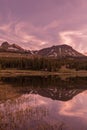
[0,69,87,78]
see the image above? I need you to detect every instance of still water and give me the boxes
[0,76,87,130]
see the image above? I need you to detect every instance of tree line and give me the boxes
[0,56,87,71]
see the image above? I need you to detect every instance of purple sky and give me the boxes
[0,0,87,53]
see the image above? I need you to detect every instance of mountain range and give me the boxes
[0,41,85,58]
[0,42,31,54]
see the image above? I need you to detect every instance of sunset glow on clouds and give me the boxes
[0,0,87,53]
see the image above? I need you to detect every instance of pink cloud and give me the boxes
[0,0,87,53]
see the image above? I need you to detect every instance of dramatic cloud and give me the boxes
[0,0,87,53]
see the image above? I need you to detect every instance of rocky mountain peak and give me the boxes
[1,41,10,48]
[37,44,84,58]
[0,42,31,54]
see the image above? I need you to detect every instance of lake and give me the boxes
[0,76,87,130]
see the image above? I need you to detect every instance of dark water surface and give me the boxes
[0,76,87,130]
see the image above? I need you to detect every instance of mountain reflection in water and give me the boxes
[0,76,87,130]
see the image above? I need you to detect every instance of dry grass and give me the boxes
[0,69,87,78]
[0,83,20,102]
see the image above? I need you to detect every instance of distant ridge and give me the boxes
[0,41,85,58]
[0,41,31,54]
